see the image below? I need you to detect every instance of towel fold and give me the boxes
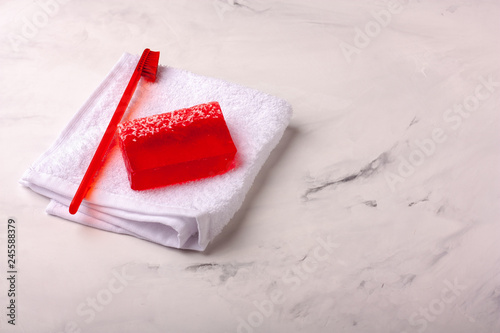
[20,53,292,251]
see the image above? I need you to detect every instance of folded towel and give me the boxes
[20,53,292,251]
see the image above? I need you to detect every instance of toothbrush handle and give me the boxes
[69,67,142,214]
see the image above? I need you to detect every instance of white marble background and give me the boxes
[1,0,499,332]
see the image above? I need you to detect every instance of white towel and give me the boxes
[20,53,292,251]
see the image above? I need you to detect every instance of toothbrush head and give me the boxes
[139,49,160,82]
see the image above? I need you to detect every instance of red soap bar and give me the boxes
[117,101,237,190]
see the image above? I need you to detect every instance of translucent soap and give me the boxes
[117,101,237,190]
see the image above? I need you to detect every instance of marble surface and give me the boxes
[1,0,499,332]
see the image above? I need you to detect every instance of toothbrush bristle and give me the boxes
[142,50,160,82]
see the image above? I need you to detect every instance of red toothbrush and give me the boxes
[69,49,160,215]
